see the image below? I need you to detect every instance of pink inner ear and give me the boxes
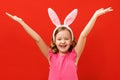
[48,8,61,27]
[64,9,78,26]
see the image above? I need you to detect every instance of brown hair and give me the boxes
[50,26,76,54]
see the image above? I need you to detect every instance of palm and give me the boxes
[95,7,113,17]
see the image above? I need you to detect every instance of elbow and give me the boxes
[35,37,41,43]
[35,40,39,43]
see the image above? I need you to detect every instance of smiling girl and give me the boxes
[6,7,113,80]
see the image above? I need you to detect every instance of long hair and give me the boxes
[50,27,76,54]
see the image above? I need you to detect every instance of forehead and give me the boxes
[56,29,71,38]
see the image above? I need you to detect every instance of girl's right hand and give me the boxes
[6,12,23,22]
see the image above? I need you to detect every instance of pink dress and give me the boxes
[48,49,78,80]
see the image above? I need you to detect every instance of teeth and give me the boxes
[60,45,66,47]
[61,46,66,47]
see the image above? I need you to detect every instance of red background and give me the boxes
[0,0,120,80]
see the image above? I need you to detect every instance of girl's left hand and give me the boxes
[94,7,113,17]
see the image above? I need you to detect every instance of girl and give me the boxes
[6,7,113,80]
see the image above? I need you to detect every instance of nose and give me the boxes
[61,39,65,43]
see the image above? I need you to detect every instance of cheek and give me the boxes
[55,41,59,45]
[67,41,72,45]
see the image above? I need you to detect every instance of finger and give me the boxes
[108,7,113,11]
[102,8,112,14]
[5,12,14,18]
[98,8,104,11]
[106,7,113,12]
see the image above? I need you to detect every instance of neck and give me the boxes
[58,51,69,56]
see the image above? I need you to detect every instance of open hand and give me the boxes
[94,7,113,17]
[6,12,23,22]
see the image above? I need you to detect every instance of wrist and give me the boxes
[18,19,24,24]
[92,13,98,19]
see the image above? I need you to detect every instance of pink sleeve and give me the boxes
[48,49,53,57]
[48,49,54,61]
[70,49,77,61]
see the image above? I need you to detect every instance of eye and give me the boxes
[57,38,61,40]
[64,38,70,40]
[65,38,69,40]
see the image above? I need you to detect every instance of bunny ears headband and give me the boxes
[48,8,78,41]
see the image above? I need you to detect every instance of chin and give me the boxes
[59,49,69,53]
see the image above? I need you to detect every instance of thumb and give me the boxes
[5,12,14,18]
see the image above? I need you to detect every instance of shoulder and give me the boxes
[48,49,54,56]
[71,49,77,55]
[69,49,77,60]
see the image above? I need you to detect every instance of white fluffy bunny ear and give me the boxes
[64,9,78,26]
[48,8,61,27]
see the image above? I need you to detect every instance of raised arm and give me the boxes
[6,12,50,59]
[75,7,113,64]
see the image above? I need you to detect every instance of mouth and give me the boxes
[59,45,67,48]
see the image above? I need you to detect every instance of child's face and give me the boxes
[55,29,72,54]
